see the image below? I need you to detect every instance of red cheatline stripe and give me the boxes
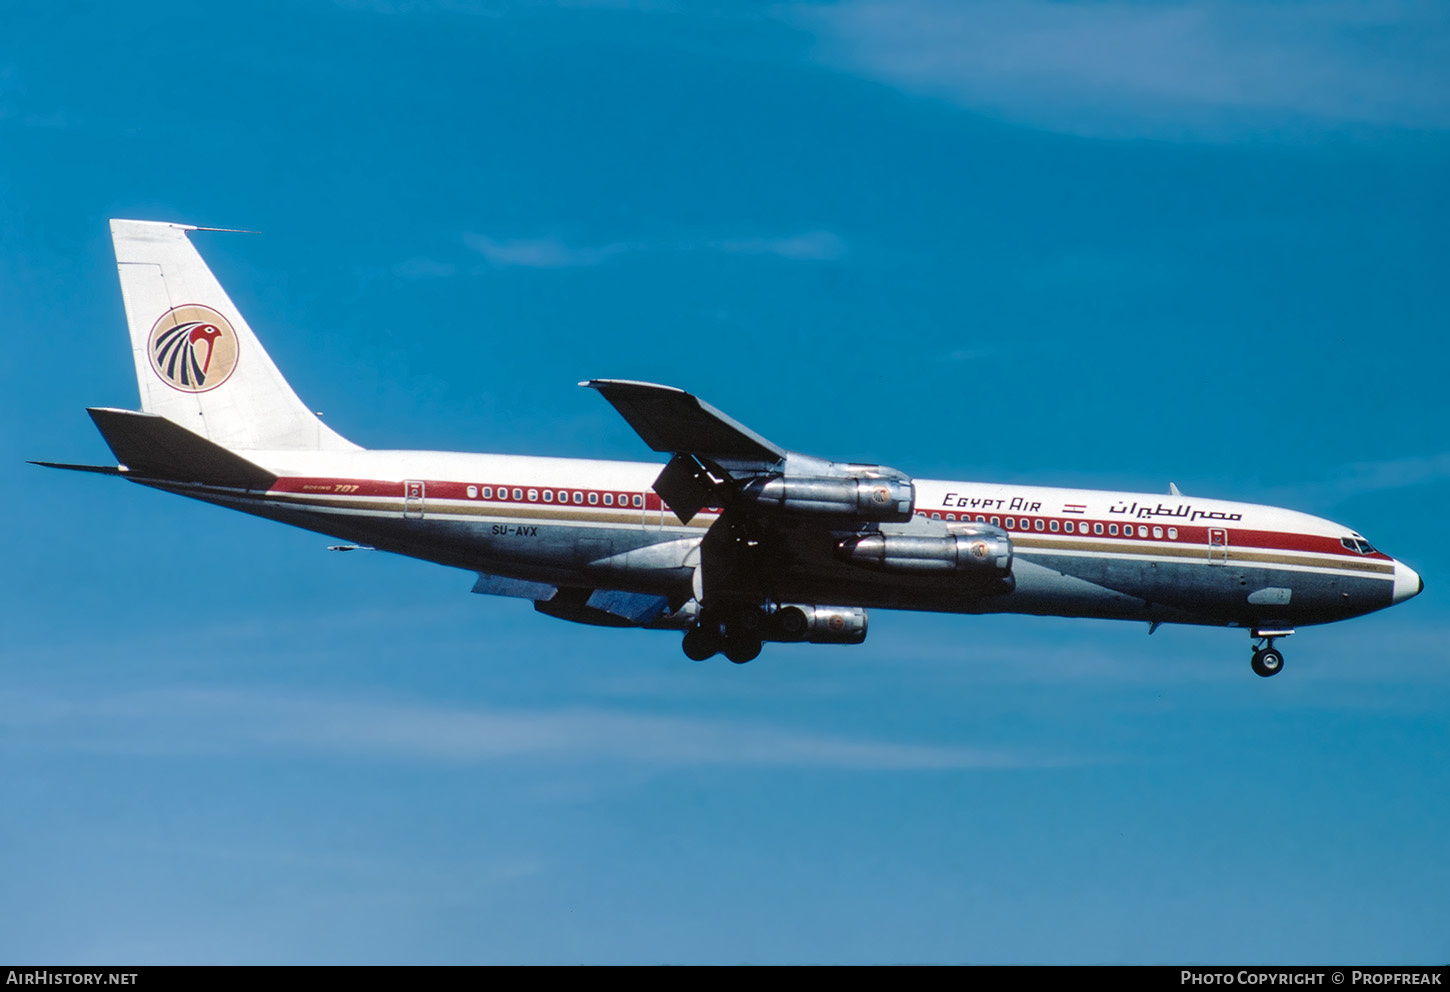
[262,476,1388,562]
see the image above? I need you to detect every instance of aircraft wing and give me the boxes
[584,379,803,523]
[581,380,786,464]
[583,379,915,528]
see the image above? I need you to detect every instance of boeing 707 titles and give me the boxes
[35,221,1424,675]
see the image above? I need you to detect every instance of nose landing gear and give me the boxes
[1250,627,1293,677]
[1251,646,1284,677]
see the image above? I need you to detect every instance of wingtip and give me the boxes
[583,379,689,395]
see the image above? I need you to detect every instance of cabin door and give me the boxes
[404,480,425,519]
[1208,527,1228,564]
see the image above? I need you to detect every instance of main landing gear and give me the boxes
[680,606,767,664]
[1250,627,1293,678]
[681,624,763,664]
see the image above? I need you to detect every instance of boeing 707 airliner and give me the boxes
[35,221,1424,675]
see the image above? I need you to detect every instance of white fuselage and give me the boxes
[145,446,1419,632]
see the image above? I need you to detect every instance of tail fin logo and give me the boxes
[147,305,239,392]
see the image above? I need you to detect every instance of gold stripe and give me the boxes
[1224,550,1394,575]
[1014,537,1395,575]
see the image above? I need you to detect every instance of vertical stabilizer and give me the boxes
[110,219,359,452]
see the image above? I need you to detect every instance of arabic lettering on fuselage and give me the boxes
[1108,501,1243,523]
[940,493,1243,523]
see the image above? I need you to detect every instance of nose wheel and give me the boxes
[1251,646,1284,677]
[1249,627,1292,678]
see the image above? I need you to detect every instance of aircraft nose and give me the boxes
[1392,561,1423,605]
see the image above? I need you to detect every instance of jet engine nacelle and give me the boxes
[836,530,1013,576]
[738,476,915,522]
[770,604,869,644]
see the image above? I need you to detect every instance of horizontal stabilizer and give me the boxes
[582,380,785,462]
[28,461,126,477]
[87,408,277,489]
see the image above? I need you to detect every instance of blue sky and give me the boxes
[2,0,1447,964]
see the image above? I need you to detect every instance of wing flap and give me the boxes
[471,572,559,600]
[585,588,671,624]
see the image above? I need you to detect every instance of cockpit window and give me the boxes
[1340,537,1376,555]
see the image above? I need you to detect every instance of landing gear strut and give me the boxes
[1250,627,1293,678]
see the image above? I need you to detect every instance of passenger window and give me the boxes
[1153,526,1163,539]
[1064,521,1074,533]
[543,490,554,502]
[1005,517,1015,529]
[1168,527,1178,539]
[573,491,584,504]
[931,512,941,520]
[511,488,522,501]
[1049,520,1060,532]
[1093,522,1103,535]
[633,494,643,507]
[1138,525,1148,538]
[589,493,598,505]
[467,485,478,499]
[1109,524,1118,536]
[527,489,538,502]
[990,516,1000,526]
[604,493,614,506]
[1034,519,1044,531]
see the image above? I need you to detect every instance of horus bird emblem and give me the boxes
[152,319,229,387]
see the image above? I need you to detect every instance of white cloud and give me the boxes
[1259,451,1450,507]
[460,230,848,268]
[1,688,1052,770]
[462,233,637,268]
[335,0,680,13]
[786,0,1450,141]
[392,256,459,279]
[1326,452,1450,497]
[712,230,847,261]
